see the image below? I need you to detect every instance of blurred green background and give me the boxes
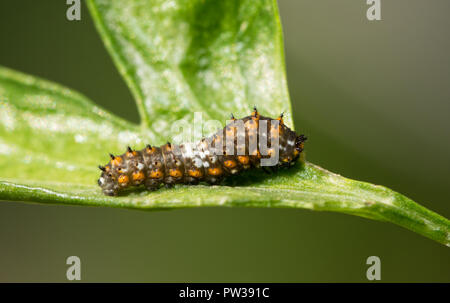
[0,0,449,282]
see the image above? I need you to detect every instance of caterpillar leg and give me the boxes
[186,177,200,185]
[144,179,160,191]
[206,177,222,185]
[102,189,118,196]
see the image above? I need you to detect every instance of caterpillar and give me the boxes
[98,107,307,196]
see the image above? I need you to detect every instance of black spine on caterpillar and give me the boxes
[97,108,307,196]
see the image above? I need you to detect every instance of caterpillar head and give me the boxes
[98,165,118,196]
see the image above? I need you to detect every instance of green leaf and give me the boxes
[0,0,448,246]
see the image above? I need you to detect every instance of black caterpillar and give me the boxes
[98,107,307,196]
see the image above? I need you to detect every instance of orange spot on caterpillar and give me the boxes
[208,167,222,176]
[146,145,155,154]
[188,169,202,178]
[224,159,237,168]
[251,110,260,122]
[111,156,123,166]
[118,175,129,185]
[127,151,138,157]
[126,146,138,157]
[169,168,182,178]
[237,156,250,165]
[150,169,163,179]
[132,171,145,182]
